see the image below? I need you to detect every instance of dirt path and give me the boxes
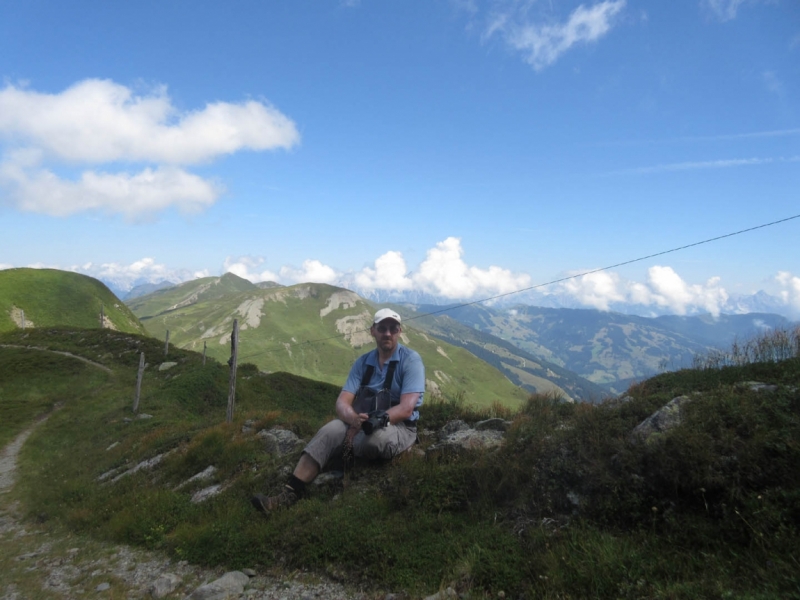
[0,416,51,495]
[0,345,113,374]
[0,420,367,600]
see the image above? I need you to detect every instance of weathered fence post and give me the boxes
[100,303,105,328]
[226,319,239,423]
[164,330,170,357]
[202,340,207,366]
[133,352,145,413]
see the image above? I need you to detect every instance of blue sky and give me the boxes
[1,0,799,316]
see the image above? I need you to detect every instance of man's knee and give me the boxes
[357,427,401,460]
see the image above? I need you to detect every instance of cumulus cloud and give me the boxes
[0,79,299,164]
[487,1,626,70]
[552,265,730,316]
[354,251,414,291]
[0,79,299,218]
[223,256,279,284]
[412,237,531,298]
[562,270,626,311]
[279,260,339,285]
[776,271,800,311]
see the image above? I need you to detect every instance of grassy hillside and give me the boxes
[131,279,528,409]
[0,268,145,334]
[1,326,798,598]
[392,307,607,402]
[125,272,259,316]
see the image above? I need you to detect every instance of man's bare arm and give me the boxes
[335,390,367,428]
[387,392,420,424]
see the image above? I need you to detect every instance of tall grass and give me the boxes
[693,324,800,369]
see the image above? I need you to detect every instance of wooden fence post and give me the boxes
[226,319,239,423]
[202,340,207,366]
[100,303,105,329]
[164,330,170,357]
[133,352,145,413]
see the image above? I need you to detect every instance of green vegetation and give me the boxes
[130,277,528,409]
[0,268,145,334]
[1,326,798,598]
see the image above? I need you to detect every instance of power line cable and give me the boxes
[239,213,800,361]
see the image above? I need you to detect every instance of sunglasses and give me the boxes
[375,323,400,334]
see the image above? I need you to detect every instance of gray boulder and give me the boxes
[150,573,181,598]
[631,395,692,444]
[257,427,304,456]
[187,571,249,600]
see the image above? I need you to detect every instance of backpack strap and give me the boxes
[383,360,398,392]
[359,363,375,387]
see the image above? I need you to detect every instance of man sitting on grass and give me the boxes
[251,308,425,513]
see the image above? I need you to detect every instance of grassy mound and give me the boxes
[1,327,798,598]
[0,268,145,334]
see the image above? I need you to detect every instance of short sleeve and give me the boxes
[399,351,425,394]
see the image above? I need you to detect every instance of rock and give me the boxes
[106,442,120,451]
[312,471,343,487]
[631,395,692,443]
[149,573,181,598]
[739,381,779,393]
[258,427,304,456]
[423,586,457,600]
[137,413,153,420]
[474,418,511,432]
[174,466,217,491]
[95,582,111,591]
[439,420,469,439]
[187,571,249,600]
[428,429,504,456]
[158,362,178,371]
[241,568,256,577]
[111,452,169,483]
[190,484,225,504]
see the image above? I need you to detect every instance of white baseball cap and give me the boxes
[373,308,401,324]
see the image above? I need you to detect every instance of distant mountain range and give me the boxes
[9,268,794,402]
[402,303,795,394]
[104,277,799,321]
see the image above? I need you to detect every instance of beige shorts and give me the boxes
[303,419,417,470]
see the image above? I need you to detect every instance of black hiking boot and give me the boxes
[251,485,299,514]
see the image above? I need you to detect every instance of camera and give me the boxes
[361,410,389,434]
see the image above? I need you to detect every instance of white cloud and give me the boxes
[0,79,299,218]
[280,260,339,285]
[488,1,626,70]
[1,161,220,218]
[0,79,299,164]
[610,155,800,176]
[553,265,730,316]
[354,250,414,291]
[776,271,800,310]
[412,237,531,298]
[646,266,729,316]
[562,270,626,310]
[67,257,201,292]
[223,256,279,284]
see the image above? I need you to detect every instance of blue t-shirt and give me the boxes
[343,344,425,422]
